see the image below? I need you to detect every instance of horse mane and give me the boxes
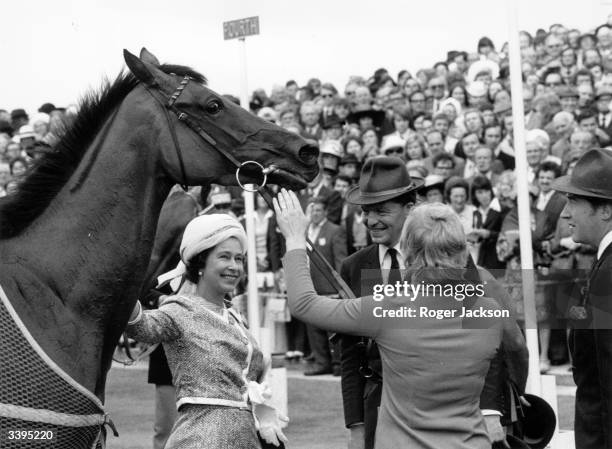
[0,64,206,239]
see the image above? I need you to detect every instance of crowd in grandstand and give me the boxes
[2,18,612,378]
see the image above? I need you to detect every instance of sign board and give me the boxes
[223,16,260,40]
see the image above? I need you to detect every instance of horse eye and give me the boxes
[205,100,223,115]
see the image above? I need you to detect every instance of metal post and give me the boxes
[506,0,541,395]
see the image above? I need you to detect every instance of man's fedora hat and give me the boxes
[346,105,386,128]
[346,156,424,205]
[322,114,345,129]
[551,149,612,199]
[518,393,556,449]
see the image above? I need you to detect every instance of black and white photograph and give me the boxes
[1,1,612,448]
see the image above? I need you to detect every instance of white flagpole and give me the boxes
[505,0,541,395]
[238,37,262,344]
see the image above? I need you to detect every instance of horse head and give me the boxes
[124,48,319,190]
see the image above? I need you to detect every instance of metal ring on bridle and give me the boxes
[236,160,267,192]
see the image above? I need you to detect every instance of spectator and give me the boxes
[299,101,323,141]
[303,196,347,376]
[9,157,28,179]
[577,109,610,146]
[594,86,612,141]
[464,108,484,137]
[445,176,475,237]
[558,85,579,114]
[460,132,481,178]
[418,174,443,203]
[10,109,29,131]
[360,128,380,161]
[404,134,428,163]
[339,153,360,182]
[432,113,458,153]
[469,175,504,270]
[380,135,407,161]
[409,90,427,114]
[449,83,469,107]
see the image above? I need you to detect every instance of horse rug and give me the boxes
[0,284,115,448]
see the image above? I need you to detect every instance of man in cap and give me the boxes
[339,156,527,449]
[10,109,29,131]
[558,85,579,115]
[339,154,360,183]
[467,81,489,108]
[321,115,345,142]
[551,149,612,449]
[379,135,406,161]
[595,86,612,142]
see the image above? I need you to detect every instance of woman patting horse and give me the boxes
[126,214,287,448]
[274,189,511,449]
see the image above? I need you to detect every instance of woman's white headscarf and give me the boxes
[157,214,247,293]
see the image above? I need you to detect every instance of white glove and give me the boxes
[255,402,289,446]
[248,381,289,447]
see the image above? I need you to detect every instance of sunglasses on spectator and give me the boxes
[429,84,445,89]
[545,81,562,87]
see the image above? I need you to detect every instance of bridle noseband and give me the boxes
[144,75,272,191]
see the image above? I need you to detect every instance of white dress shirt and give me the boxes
[536,190,554,212]
[308,218,326,242]
[378,243,405,284]
[598,230,612,260]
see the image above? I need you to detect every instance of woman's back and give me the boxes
[375,294,502,449]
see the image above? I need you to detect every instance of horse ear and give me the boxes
[139,47,160,66]
[123,49,156,86]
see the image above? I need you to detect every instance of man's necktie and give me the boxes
[387,248,402,285]
[473,210,483,229]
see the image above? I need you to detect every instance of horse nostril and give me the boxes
[298,144,319,165]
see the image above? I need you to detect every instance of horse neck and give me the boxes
[5,100,172,395]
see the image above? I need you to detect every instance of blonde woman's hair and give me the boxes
[400,203,468,271]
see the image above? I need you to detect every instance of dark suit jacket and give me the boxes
[239,214,283,272]
[543,191,567,224]
[310,220,347,295]
[496,150,515,171]
[339,244,527,428]
[344,204,372,255]
[339,245,382,427]
[598,113,612,144]
[300,123,323,141]
[570,242,612,449]
[474,208,505,270]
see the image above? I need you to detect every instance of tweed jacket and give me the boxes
[127,294,265,409]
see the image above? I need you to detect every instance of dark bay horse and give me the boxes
[0,47,318,413]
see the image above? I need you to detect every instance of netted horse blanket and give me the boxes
[0,284,113,448]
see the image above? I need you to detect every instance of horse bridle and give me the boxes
[144,74,357,302]
[144,75,273,192]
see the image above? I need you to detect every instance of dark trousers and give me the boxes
[286,316,308,353]
[306,324,332,367]
[364,379,382,449]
